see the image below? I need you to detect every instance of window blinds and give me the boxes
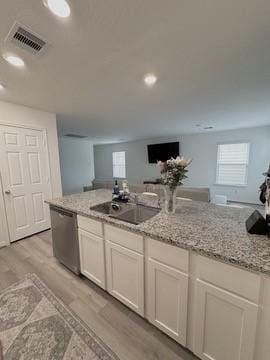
[112,151,126,178]
[216,143,250,186]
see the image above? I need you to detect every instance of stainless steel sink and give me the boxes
[90,201,160,225]
[90,201,129,215]
[113,204,160,225]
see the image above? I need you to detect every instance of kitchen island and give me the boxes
[47,189,270,275]
[47,189,270,360]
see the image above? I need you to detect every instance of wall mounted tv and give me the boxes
[147,141,180,163]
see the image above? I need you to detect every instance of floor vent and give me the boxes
[5,22,49,56]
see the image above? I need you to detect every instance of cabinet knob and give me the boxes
[5,190,11,195]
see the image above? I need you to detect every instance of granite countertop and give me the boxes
[46,189,270,276]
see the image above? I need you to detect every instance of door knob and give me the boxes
[5,190,11,195]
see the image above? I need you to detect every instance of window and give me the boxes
[216,143,250,186]
[112,151,126,178]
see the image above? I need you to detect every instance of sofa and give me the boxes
[87,179,210,203]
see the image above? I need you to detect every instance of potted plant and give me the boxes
[260,165,270,219]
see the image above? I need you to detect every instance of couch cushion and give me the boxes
[128,184,146,193]
[176,187,210,202]
[93,180,146,192]
[92,180,114,189]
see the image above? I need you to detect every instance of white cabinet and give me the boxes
[77,215,103,237]
[192,255,260,360]
[193,279,258,360]
[106,240,144,316]
[77,215,264,360]
[104,224,144,316]
[146,238,189,346]
[77,215,105,289]
[147,258,188,345]
[255,276,270,360]
[78,228,106,289]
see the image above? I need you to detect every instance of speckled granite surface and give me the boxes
[46,190,270,275]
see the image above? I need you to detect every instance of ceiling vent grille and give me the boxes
[5,22,49,56]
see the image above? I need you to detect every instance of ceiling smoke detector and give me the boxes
[5,22,49,56]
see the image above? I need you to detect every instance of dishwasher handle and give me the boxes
[50,206,74,218]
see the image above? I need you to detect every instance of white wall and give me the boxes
[0,100,62,245]
[59,136,95,195]
[94,126,270,204]
[94,136,178,182]
[182,127,270,204]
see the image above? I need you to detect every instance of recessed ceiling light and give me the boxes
[144,73,157,87]
[3,54,25,68]
[44,0,71,18]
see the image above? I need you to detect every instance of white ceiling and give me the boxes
[0,0,270,143]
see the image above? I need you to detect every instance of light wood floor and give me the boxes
[0,230,198,360]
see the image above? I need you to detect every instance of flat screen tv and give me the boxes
[147,142,180,163]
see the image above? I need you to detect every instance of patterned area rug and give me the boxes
[0,274,119,360]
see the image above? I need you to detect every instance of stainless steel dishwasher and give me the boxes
[50,205,80,275]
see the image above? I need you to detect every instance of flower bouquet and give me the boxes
[158,156,192,213]
[260,165,270,218]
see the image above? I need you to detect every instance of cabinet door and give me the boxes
[106,240,144,316]
[78,229,106,289]
[147,258,188,346]
[194,279,258,360]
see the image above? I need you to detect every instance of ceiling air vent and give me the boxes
[64,134,88,139]
[5,22,50,56]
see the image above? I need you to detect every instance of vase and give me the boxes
[164,186,177,214]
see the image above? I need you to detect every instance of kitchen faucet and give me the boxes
[129,193,139,204]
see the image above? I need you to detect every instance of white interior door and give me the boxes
[0,173,9,247]
[0,125,52,242]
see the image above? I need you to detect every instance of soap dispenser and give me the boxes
[112,180,119,196]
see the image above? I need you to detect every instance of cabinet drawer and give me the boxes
[147,237,189,273]
[77,215,103,237]
[104,224,143,254]
[196,255,261,303]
